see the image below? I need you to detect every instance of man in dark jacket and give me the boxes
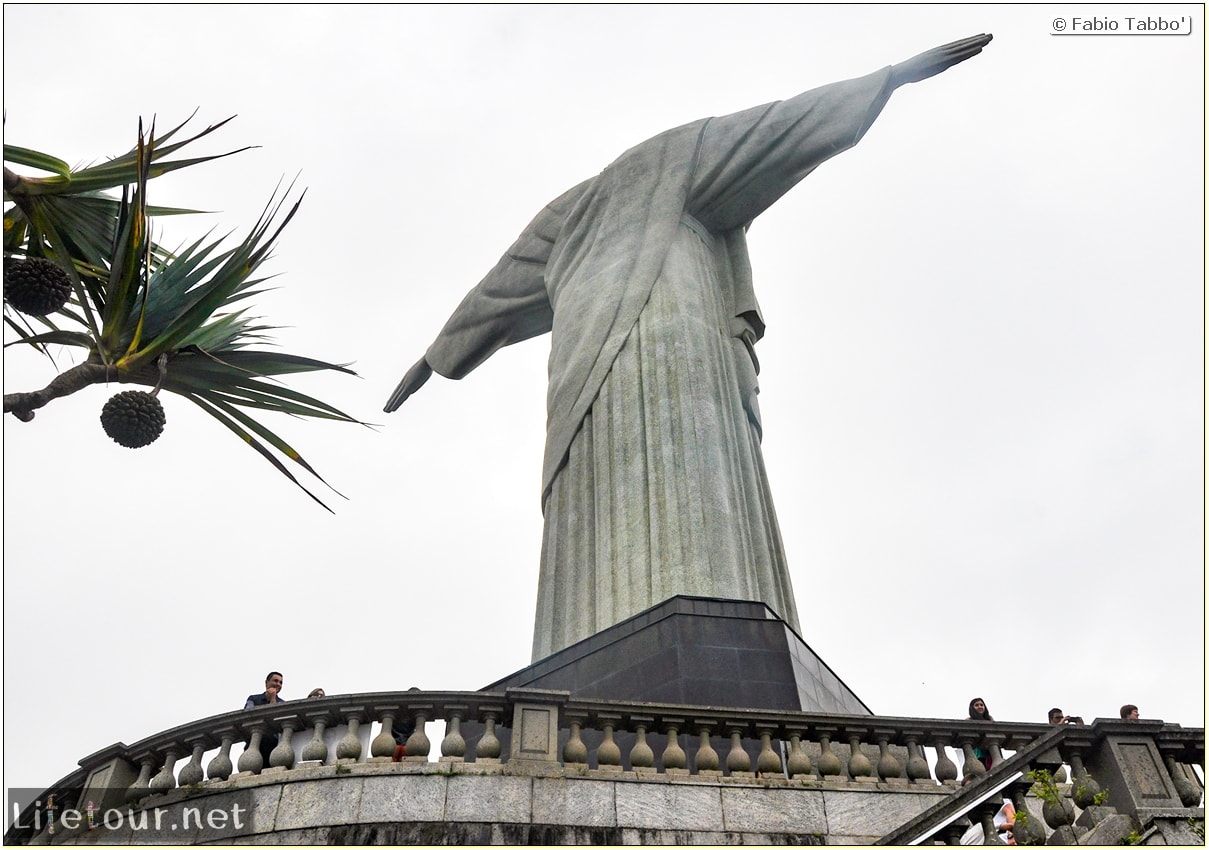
[243,671,285,767]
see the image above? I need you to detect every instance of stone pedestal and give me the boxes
[506,690,566,775]
[485,595,869,714]
[1082,720,1196,827]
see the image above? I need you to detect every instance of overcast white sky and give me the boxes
[3,5,1204,794]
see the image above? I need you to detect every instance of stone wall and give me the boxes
[36,761,951,845]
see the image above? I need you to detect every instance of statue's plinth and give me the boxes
[485,595,869,714]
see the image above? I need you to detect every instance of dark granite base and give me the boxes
[484,595,870,714]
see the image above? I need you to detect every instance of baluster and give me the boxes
[785,730,812,779]
[1163,754,1202,808]
[629,717,655,771]
[405,710,431,759]
[903,735,930,782]
[595,716,622,770]
[126,756,155,803]
[975,800,1004,845]
[1040,784,1074,832]
[959,739,986,781]
[300,717,329,764]
[269,721,296,769]
[661,721,688,772]
[986,732,1007,768]
[726,727,752,775]
[940,822,967,845]
[238,727,265,774]
[476,709,502,761]
[337,714,364,761]
[563,715,588,765]
[846,730,873,779]
[148,748,178,794]
[755,727,782,777]
[178,739,207,786]
[371,712,397,761]
[816,728,842,779]
[694,724,720,774]
[206,730,236,781]
[441,708,467,761]
[1009,781,1046,846]
[1068,751,1102,809]
[965,730,991,777]
[874,730,902,780]
[932,736,958,783]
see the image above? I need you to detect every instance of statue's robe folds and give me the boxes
[424,69,894,660]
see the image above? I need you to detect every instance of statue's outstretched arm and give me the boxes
[687,34,990,233]
[889,33,992,89]
[384,357,433,412]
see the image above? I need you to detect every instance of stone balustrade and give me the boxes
[6,689,1203,845]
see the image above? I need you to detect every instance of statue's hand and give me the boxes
[889,33,992,88]
[384,357,433,412]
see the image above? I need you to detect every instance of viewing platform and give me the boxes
[6,688,1203,845]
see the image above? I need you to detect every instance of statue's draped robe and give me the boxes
[424,69,894,660]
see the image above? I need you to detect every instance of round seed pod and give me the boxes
[4,256,73,316]
[100,391,166,448]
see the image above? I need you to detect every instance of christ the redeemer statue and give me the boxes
[387,35,992,661]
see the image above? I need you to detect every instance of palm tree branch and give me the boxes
[159,354,361,422]
[120,191,302,368]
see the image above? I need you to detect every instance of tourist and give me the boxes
[244,671,286,767]
[960,798,1016,845]
[1120,704,1139,720]
[1048,707,1083,725]
[1045,707,1081,781]
[969,698,994,770]
[244,671,285,708]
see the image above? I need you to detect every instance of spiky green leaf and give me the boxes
[3,329,95,350]
[5,115,250,198]
[3,145,71,178]
[184,392,339,512]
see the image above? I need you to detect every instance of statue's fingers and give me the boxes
[942,33,993,52]
[384,359,433,412]
[926,34,992,74]
[383,382,410,412]
[384,378,419,412]
[955,33,992,48]
[945,33,993,61]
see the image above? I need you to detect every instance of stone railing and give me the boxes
[6,689,1203,845]
[880,719,1206,845]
